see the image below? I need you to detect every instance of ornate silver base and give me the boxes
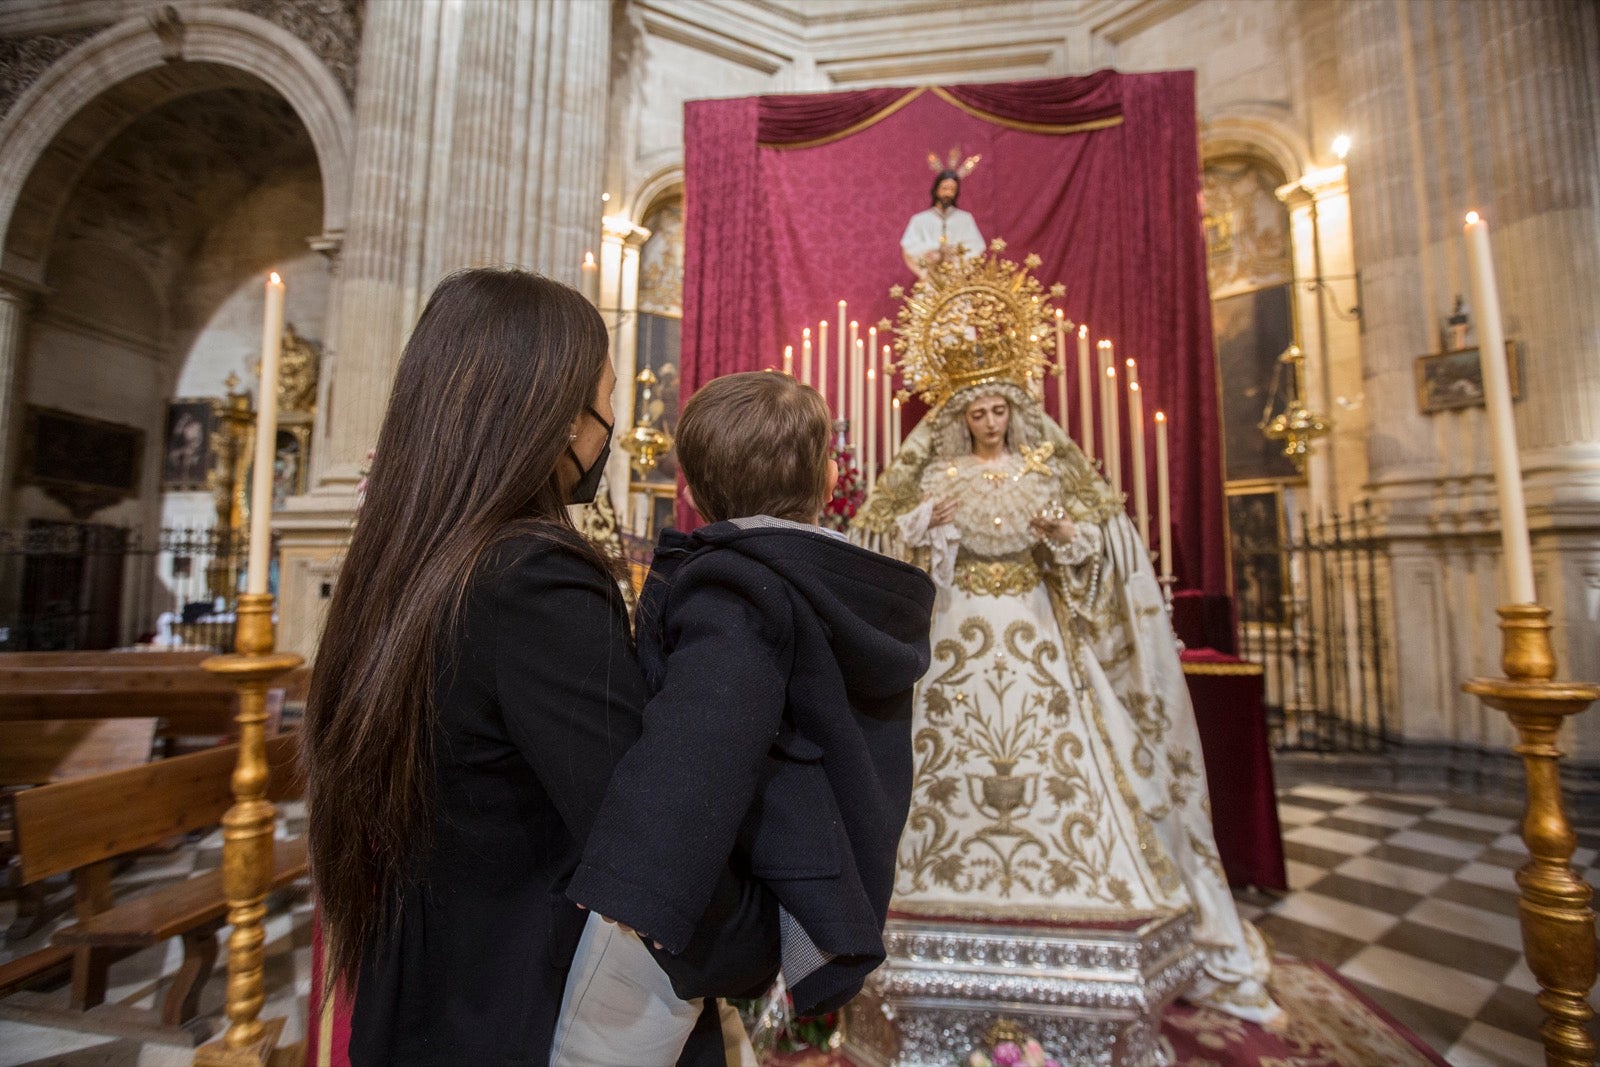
[840,910,1198,1067]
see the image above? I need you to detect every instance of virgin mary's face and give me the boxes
[964,394,1010,453]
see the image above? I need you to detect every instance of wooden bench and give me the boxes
[0,719,161,948]
[0,658,312,743]
[4,733,305,1028]
[53,837,309,1025]
[0,719,160,787]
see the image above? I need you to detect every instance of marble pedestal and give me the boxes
[840,909,1198,1067]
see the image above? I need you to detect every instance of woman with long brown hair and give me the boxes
[302,269,775,1066]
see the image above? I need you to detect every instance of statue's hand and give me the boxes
[1029,516,1078,544]
[930,496,959,526]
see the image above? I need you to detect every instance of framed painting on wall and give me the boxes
[1213,284,1302,484]
[1226,486,1287,626]
[162,399,218,490]
[1415,342,1522,414]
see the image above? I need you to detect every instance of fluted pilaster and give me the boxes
[279,0,611,656]
[321,0,610,484]
[0,282,32,523]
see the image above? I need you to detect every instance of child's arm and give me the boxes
[566,556,793,956]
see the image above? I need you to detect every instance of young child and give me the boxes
[554,371,935,1067]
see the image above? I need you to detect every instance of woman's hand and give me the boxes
[1029,515,1078,544]
[929,496,959,527]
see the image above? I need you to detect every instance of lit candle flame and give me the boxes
[1465,211,1481,226]
[269,271,281,285]
[1155,411,1166,422]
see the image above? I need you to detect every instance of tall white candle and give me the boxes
[851,338,865,455]
[1129,379,1149,545]
[818,320,830,414]
[891,398,902,465]
[837,302,847,412]
[1055,311,1068,432]
[1464,211,1535,603]
[580,251,599,303]
[880,344,892,474]
[247,271,286,595]
[801,328,813,388]
[1104,363,1121,494]
[783,345,794,376]
[1078,326,1094,459]
[1155,411,1172,581]
[865,366,878,492]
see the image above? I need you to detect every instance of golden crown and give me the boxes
[886,240,1065,408]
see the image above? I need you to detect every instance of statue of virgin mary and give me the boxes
[855,251,1282,1026]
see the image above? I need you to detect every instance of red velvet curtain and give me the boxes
[681,71,1225,596]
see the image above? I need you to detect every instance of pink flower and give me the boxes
[992,1042,1022,1067]
[1022,1039,1046,1067]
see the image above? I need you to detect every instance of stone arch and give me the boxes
[629,163,685,228]
[1199,110,1311,184]
[0,7,354,286]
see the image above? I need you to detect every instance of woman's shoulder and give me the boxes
[475,530,619,600]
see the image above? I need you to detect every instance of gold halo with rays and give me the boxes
[888,239,1063,408]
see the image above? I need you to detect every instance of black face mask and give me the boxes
[567,405,613,505]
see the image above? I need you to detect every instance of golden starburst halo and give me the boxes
[888,244,1061,408]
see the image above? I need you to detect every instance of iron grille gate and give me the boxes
[0,523,249,651]
[1233,501,1390,753]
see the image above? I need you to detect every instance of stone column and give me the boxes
[1338,0,1600,787]
[278,0,612,656]
[599,214,650,528]
[0,279,34,525]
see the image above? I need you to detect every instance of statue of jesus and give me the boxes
[900,166,985,279]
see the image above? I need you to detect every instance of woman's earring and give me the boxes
[569,432,578,442]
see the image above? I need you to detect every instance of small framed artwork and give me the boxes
[1415,342,1522,415]
[1226,486,1287,626]
[162,399,219,490]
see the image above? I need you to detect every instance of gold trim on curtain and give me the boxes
[758,86,1125,150]
[928,86,1125,134]
[758,87,927,149]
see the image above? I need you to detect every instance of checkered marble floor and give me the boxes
[1236,782,1593,1067]
[0,786,1588,1065]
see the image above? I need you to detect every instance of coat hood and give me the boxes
[652,522,934,700]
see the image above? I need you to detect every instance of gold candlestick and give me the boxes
[1464,604,1600,1067]
[196,594,303,1066]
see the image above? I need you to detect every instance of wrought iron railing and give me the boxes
[0,523,252,652]
[1233,500,1390,753]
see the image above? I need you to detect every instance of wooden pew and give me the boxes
[0,658,312,743]
[4,734,306,1029]
[0,651,213,669]
[0,719,161,944]
[0,719,159,787]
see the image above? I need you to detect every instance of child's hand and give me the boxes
[577,903,664,949]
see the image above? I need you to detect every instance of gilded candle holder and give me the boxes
[195,593,303,1066]
[1464,604,1600,1067]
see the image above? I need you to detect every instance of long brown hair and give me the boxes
[302,268,612,991]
